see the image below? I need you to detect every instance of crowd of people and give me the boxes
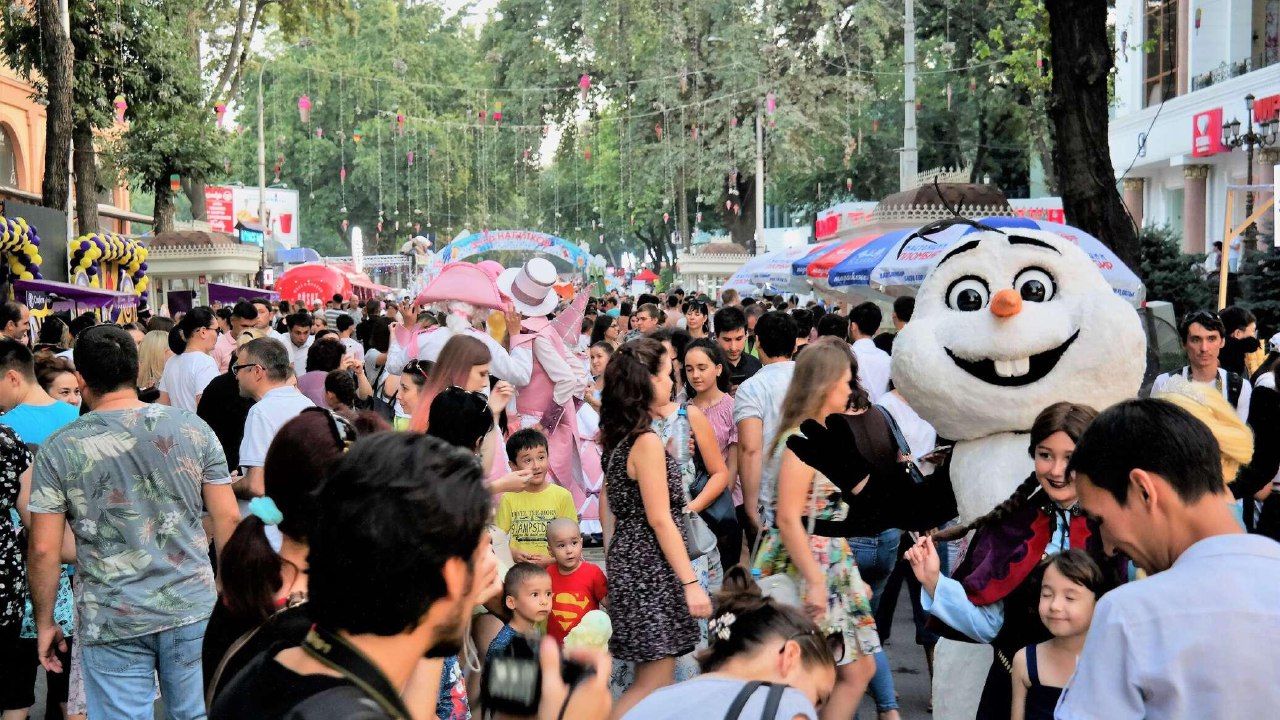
[0,252,1278,720]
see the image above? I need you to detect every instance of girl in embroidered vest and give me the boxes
[903,402,1126,720]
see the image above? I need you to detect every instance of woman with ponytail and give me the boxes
[901,402,1125,719]
[202,407,378,700]
[622,566,836,719]
[157,306,221,411]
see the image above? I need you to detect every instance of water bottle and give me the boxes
[673,406,692,467]
[751,568,763,581]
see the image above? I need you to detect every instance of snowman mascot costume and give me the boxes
[794,222,1146,719]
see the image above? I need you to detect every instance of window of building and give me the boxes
[0,126,20,189]
[1145,0,1180,107]
[1255,0,1280,69]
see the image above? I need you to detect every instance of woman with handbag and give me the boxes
[753,337,880,720]
[601,338,713,718]
[683,338,744,567]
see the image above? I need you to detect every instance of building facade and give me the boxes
[1111,0,1280,253]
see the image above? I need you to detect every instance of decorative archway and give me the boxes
[437,230,590,272]
[67,232,150,302]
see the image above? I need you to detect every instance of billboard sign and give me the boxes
[205,186,300,249]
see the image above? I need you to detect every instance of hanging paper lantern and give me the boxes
[654,123,662,140]
[341,218,349,232]
[846,177,853,192]
[352,129,363,144]
[725,200,732,210]
[169,174,180,192]
[223,157,231,174]
[766,91,776,115]
[377,220,383,233]
[315,127,324,139]
[733,202,741,215]
[114,95,127,123]
[479,110,487,123]
[493,102,502,123]
[691,126,698,140]
[872,118,880,132]
[579,74,591,101]
[523,147,530,161]
[662,212,670,223]
[680,74,688,94]
[695,211,702,223]
[407,150,414,166]
[340,165,347,182]
[215,104,226,127]
[730,117,738,128]
[397,112,405,134]
[298,95,312,123]
[969,78,977,93]
[584,146,591,160]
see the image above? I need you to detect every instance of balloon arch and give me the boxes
[437,230,590,272]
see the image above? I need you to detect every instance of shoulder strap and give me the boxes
[1228,371,1244,406]
[287,684,388,719]
[760,683,788,719]
[875,404,914,457]
[1025,644,1041,687]
[724,681,767,720]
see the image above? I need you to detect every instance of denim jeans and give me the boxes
[82,618,208,720]
[850,528,902,713]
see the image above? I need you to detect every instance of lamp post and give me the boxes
[1222,93,1280,248]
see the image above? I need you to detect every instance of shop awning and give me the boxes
[208,282,279,305]
[275,264,352,305]
[14,279,139,310]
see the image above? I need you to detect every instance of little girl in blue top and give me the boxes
[1010,550,1106,720]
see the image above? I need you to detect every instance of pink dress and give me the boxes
[697,393,741,505]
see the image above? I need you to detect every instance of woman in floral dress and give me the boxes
[754,337,879,720]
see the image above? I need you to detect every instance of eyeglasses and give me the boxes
[783,630,845,665]
[231,362,262,376]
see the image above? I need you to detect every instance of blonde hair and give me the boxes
[772,337,857,452]
[137,330,170,389]
[1153,375,1253,487]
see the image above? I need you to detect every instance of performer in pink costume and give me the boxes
[499,259,601,533]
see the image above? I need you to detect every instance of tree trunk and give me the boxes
[152,173,176,233]
[72,119,100,235]
[724,174,756,254]
[37,0,73,211]
[1044,0,1139,272]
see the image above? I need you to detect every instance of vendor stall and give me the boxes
[208,282,279,305]
[14,278,140,328]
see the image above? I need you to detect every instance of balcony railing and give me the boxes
[1193,58,1255,92]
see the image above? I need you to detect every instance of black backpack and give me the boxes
[1181,366,1244,407]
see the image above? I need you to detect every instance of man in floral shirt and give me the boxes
[26,325,241,719]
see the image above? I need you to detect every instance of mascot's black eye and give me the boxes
[946,277,989,312]
[1015,268,1056,303]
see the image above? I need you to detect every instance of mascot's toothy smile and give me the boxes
[945,330,1080,387]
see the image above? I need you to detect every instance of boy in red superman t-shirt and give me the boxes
[545,518,608,644]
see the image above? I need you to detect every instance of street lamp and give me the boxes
[1221,93,1280,247]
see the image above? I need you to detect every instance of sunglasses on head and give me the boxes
[403,359,433,377]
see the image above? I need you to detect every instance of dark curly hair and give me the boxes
[599,338,666,454]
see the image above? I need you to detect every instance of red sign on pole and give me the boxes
[1192,108,1225,157]
[205,186,235,233]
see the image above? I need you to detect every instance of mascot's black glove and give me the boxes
[786,415,873,498]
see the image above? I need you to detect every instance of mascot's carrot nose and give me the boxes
[990,288,1023,318]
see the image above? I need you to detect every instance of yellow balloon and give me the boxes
[30,254,41,266]
[18,272,32,280]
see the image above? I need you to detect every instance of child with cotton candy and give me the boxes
[545,517,608,645]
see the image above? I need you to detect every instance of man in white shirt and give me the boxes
[270,311,314,372]
[334,314,363,359]
[734,311,798,536]
[849,301,891,402]
[1057,398,1280,719]
[1150,310,1251,421]
[233,337,314,505]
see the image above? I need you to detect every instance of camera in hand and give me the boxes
[480,633,594,716]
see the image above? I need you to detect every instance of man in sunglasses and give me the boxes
[1151,310,1252,421]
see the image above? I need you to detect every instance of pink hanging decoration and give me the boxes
[215,104,226,127]
[479,110,487,123]
[523,147,531,160]
[766,91,776,115]
[970,78,977,93]
[377,220,383,233]
[662,212,670,223]
[695,211,702,223]
[733,202,741,215]
[493,102,502,123]
[584,146,591,160]
[846,177,853,192]
[298,95,312,123]
[407,150,414,166]
[691,126,698,140]
[542,125,550,137]
[725,200,732,210]
[730,117,738,128]
[315,127,324,139]
[579,74,591,100]
[654,123,663,140]
[397,112,405,134]
[341,218,349,232]
[113,95,127,123]
[340,165,347,182]
[273,160,282,183]
[872,119,880,132]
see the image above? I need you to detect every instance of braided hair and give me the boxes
[933,402,1098,543]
